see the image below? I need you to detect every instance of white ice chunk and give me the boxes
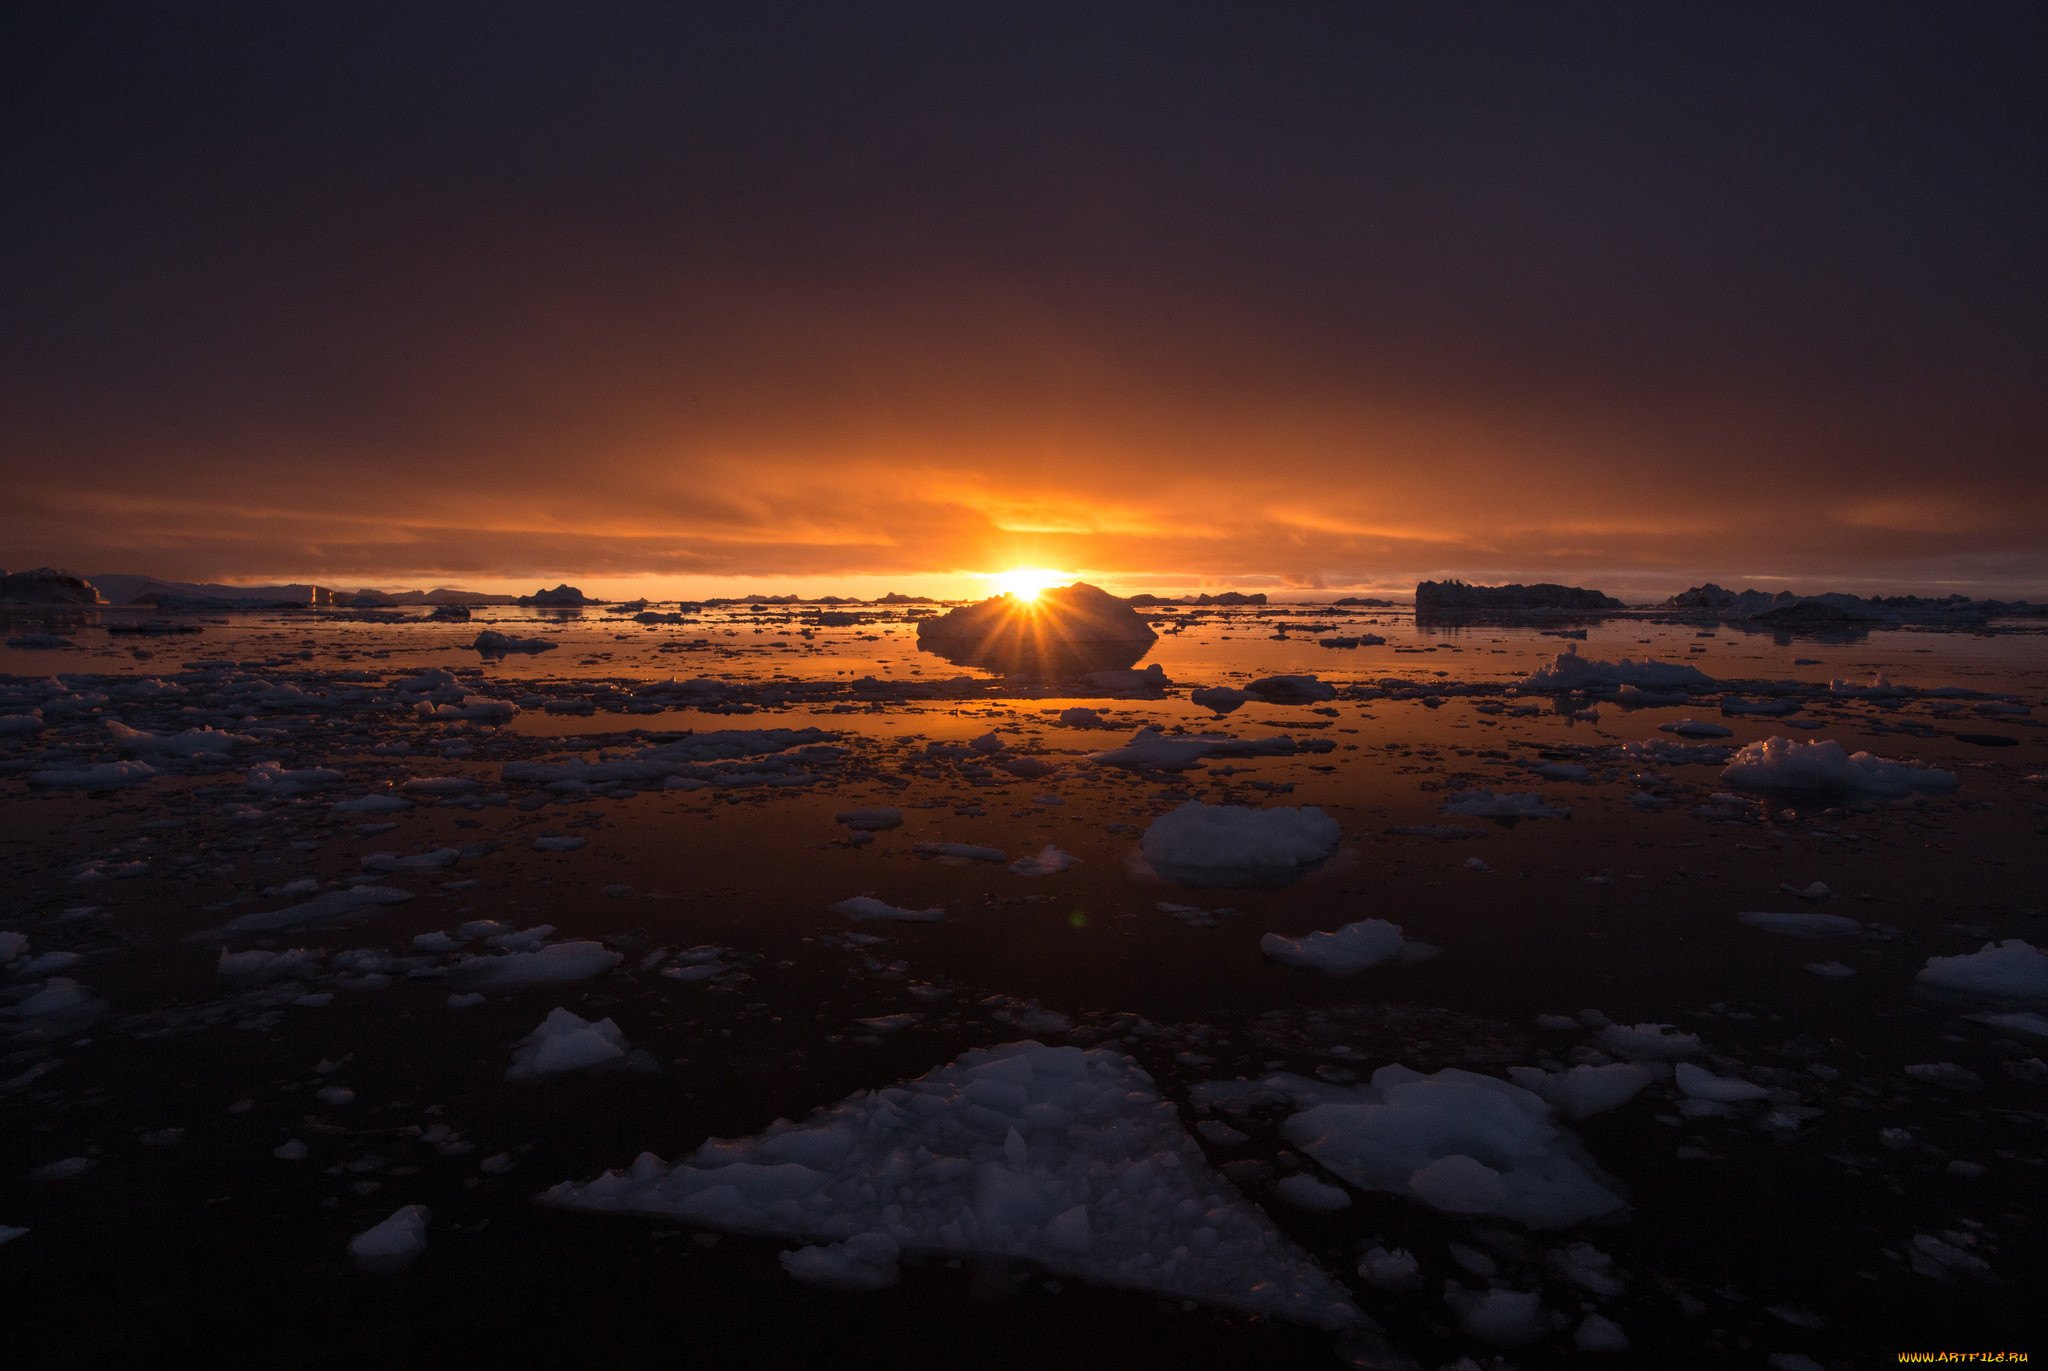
[779,1233,902,1290]
[348,1205,430,1272]
[1517,648,1713,692]
[1441,790,1569,819]
[1916,941,2048,1001]
[831,896,945,923]
[1200,1066,1626,1229]
[451,941,624,988]
[1722,737,1959,801]
[506,1008,631,1080]
[1260,919,1435,975]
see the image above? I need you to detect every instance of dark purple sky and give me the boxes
[5,3,2043,596]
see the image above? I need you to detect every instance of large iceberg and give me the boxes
[915,583,1156,676]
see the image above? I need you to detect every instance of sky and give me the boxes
[4,2,2044,600]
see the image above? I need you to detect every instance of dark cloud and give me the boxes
[3,3,2042,594]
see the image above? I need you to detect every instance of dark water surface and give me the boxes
[2,603,2043,1367]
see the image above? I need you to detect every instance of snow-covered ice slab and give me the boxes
[1197,1065,1627,1230]
[1140,802,1340,886]
[1721,737,1958,800]
[545,1041,1361,1329]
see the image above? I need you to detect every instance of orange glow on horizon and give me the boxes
[985,567,1069,602]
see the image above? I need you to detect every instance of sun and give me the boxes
[988,567,1067,602]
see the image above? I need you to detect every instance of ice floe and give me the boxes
[546,1042,1361,1328]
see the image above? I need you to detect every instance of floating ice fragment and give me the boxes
[451,941,624,988]
[1722,737,1958,800]
[506,1008,631,1080]
[1595,1023,1702,1060]
[1198,1066,1627,1229]
[1139,802,1340,887]
[349,1205,430,1272]
[1674,1063,1769,1102]
[1008,845,1075,876]
[1441,790,1569,820]
[1916,941,2048,1001]
[1273,1174,1351,1211]
[779,1233,902,1290]
[1517,648,1713,692]
[1259,919,1436,975]
[831,896,945,923]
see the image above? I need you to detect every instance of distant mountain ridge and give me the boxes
[87,575,517,607]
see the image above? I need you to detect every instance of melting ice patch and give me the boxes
[1721,737,1958,800]
[1139,802,1340,886]
[544,1042,1360,1329]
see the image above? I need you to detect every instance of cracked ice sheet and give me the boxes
[545,1041,1361,1330]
